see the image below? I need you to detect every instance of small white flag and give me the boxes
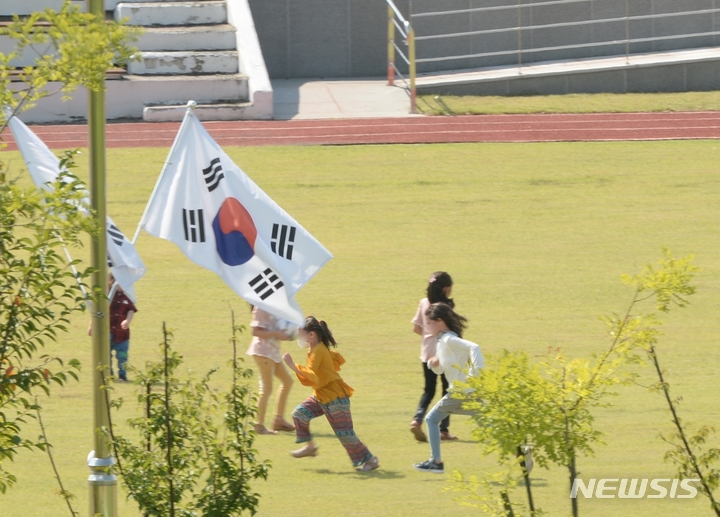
[140,108,332,325]
[8,115,146,302]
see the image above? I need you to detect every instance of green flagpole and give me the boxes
[87,0,117,515]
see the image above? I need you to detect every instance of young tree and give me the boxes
[0,0,138,497]
[111,318,270,517]
[450,249,700,517]
[0,170,92,493]
[623,251,720,516]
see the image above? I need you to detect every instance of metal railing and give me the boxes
[386,0,416,113]
[393,0,720,79]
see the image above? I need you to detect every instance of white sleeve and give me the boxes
[446,334,484,376]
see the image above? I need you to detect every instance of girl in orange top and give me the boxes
[282,316,379,472]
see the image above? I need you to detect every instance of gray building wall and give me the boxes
[248,0,397,78]
[250,0,720,79]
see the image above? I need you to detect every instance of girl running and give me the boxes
[282,316,379,472]
[246,306,295,434]
[410,271,457,442]
[413,302,483,474]
[413,303,532,475]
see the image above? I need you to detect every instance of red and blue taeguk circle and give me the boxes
[212,198,257,266]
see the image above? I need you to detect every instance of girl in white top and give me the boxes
[246,306,295,434]
[410,271,457,442]
[413,302,483,474]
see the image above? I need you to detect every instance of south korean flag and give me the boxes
[140,106,332,325]
[8,114,146,302]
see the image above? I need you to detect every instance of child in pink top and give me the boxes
[247,306,295,434]
[410,271,458,442]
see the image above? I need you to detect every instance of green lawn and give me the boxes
[418,91,720,115]
[2,140,720,517]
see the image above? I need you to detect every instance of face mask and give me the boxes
[297,339,311,349]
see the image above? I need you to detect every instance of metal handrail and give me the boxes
[412,0,593,18]
[415,8,720,42]
[408,1,720,73]
[386,0,416,113]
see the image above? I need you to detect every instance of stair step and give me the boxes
[109,0,220,6]
[143,101,256,122]
[120,73,249,104]
[115,1,226,27]
[127,50,239,75]
[137,24,236,52]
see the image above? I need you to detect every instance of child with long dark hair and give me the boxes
[413,302,483,474]
[413,303,534,474]
[410,271,457,442]
[282,316,379,472]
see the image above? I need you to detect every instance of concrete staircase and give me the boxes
[1,0,273,123]
[115,0,261,121]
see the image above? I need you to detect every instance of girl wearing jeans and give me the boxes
[413,303,483,474]
[413,303,533,474]
[283,316,379,472]
[410,271,457,442]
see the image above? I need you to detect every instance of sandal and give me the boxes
[291,444,318,458]
[410,420,427,442]
[440,431,458,441]
[357,456,379,472]
[254,424,278,435]
[272,418,296,432]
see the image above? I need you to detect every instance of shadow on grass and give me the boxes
[306,467,406,480]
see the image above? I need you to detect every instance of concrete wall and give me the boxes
[248,0,396,78]
[249,0,720,78]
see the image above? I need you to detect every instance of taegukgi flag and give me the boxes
[7,115,146,302]
[139,107,332,326]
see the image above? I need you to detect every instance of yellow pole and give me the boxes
[409,25,416,114]
[387,5,395,86]
[87,0,116,514]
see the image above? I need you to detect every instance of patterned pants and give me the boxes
[292,396,372,466]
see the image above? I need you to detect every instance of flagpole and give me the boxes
[87,0,116,515]
[134,101,196,239]
[117,102,196,300]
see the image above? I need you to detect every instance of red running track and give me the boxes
[3,111,720,150]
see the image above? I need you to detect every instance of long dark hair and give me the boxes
[303,316,337,348]
[427,271,454,308]
[425,302,467,338]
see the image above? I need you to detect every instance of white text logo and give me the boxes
[570,478,699,499]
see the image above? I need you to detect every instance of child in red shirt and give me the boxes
[87,275,137,381]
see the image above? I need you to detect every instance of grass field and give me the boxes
[418,91,720,115]
[2,140,720,517]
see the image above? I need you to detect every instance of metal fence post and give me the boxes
[409,25,417,113]
[625,0,630,64]
[388,5,395,86]
[517,0,523,72]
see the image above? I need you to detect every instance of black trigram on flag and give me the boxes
[271,224,296,260]
[107,255,114,268]
[202,157,225,192]
[182,209,206,243]
[249,268,284,300]
[108,224,124,247]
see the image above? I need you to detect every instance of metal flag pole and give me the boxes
[87,0,117,515]
[132,100,197,243]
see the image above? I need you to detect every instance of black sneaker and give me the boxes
[413,459,444,474]
[118,373,128,382]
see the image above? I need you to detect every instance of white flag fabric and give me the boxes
[140,108,332,325]
[8,115,146,302]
